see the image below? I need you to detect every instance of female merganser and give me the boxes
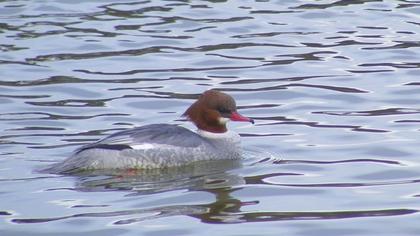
[45,90,254,174]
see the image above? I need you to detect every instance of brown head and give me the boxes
[183,90,254,133]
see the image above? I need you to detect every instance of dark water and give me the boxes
[1,0,420,235]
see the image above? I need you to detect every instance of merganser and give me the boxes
[45,90,254,174]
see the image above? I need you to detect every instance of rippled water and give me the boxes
[1,0,420,235]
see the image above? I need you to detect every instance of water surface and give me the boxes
[1,0,420,235]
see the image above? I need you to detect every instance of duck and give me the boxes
[45,90,254,173]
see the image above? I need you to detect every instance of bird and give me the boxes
[45,89,254,174]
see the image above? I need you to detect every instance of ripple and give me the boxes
[291,1,379,10]
[11,206,417,225]
[359,62,420,69]
[232,31,320,39]
[0,210,12,216]
[363,41,420,50]
[265,178,420,188]
[273,158,401,166]
[196,209,417,224]
[75,64,260,75]
[221,75,338,85]
[223,83,368,93]
[0,112,127,120]
[259,120,389,133]
[301,40,380,48]
[27,42,293,63]
[313,108,420,116]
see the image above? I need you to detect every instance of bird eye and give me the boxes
[218,107,232,117]
[218,107,230,113]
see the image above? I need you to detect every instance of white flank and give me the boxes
[130,143,155,150]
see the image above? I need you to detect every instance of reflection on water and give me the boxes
[12,188,417,226]
[12,157,418,226]
[1,0,420,235]
[71,159,244,194]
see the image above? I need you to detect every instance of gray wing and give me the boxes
[75,124,205,153]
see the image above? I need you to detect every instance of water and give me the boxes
[1,0,420,235]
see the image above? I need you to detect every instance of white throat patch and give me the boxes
[218,117,230,125]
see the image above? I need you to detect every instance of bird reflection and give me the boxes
[72,159,245,194]
[18,157,415,225]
